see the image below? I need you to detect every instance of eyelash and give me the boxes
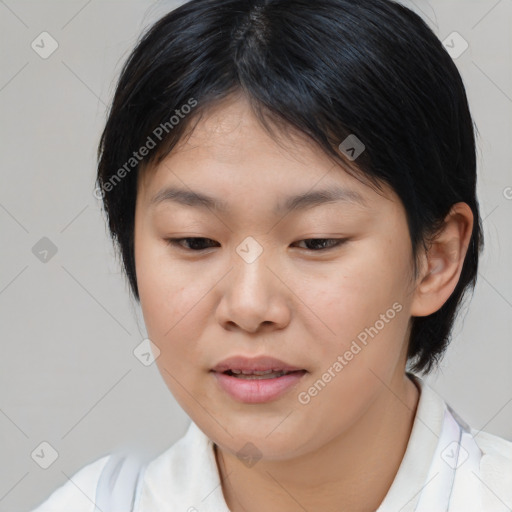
[165,237,347,252]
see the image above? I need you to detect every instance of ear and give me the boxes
[410,202,474,317]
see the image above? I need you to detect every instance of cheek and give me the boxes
[295,240,411,365]
[135,232,232,391]
[135,232,201,346]
[135,238,213,407]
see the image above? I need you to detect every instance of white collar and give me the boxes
[376,373,484,511]
[377,372,446,510]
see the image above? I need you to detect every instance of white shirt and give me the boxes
[30,375,512,511]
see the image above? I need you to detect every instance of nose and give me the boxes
[214,241,291,334]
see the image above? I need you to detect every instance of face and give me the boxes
[134,93,417,460]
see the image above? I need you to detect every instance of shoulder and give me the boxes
[466,427,512,509]
[472,427,512,461]
[29,454,110,512]
[471,427,512,497]
[412,375,512,496]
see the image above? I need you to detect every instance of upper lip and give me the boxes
[211,355,305,373]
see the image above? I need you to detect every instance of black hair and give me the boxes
[96,0,483,374]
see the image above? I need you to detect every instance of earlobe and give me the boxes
[410,203,474,317]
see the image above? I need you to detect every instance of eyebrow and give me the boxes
[149,185,368,215]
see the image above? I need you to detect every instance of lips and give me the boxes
[211,356,308,403]
[211,355,306,374]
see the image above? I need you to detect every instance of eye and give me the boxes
[292,238,347,251]
[165,237,219,251]
[165,237,347,252]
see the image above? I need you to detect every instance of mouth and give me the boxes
[211,367,308,403]
[211,354,306,375]
[220,369,307,380]
[210,355,308,403]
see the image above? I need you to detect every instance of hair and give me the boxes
[96,0,483,375]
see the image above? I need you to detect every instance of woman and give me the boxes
[32,0,512,510]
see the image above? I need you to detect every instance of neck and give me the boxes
[215,373,420,512]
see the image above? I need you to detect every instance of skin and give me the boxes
[134,92,474,512]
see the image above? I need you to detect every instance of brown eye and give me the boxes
[165,237,219,251]
[292,238,347,251]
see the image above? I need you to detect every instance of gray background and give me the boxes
[0,1,511,510]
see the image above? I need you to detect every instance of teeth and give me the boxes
[240,369,274,375]
[232,370,288,380]
[229,369,288,376]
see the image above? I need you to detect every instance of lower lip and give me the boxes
[211,370,307,403]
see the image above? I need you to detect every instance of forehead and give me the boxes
[137,95,396,214]
[167,94,330,171]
